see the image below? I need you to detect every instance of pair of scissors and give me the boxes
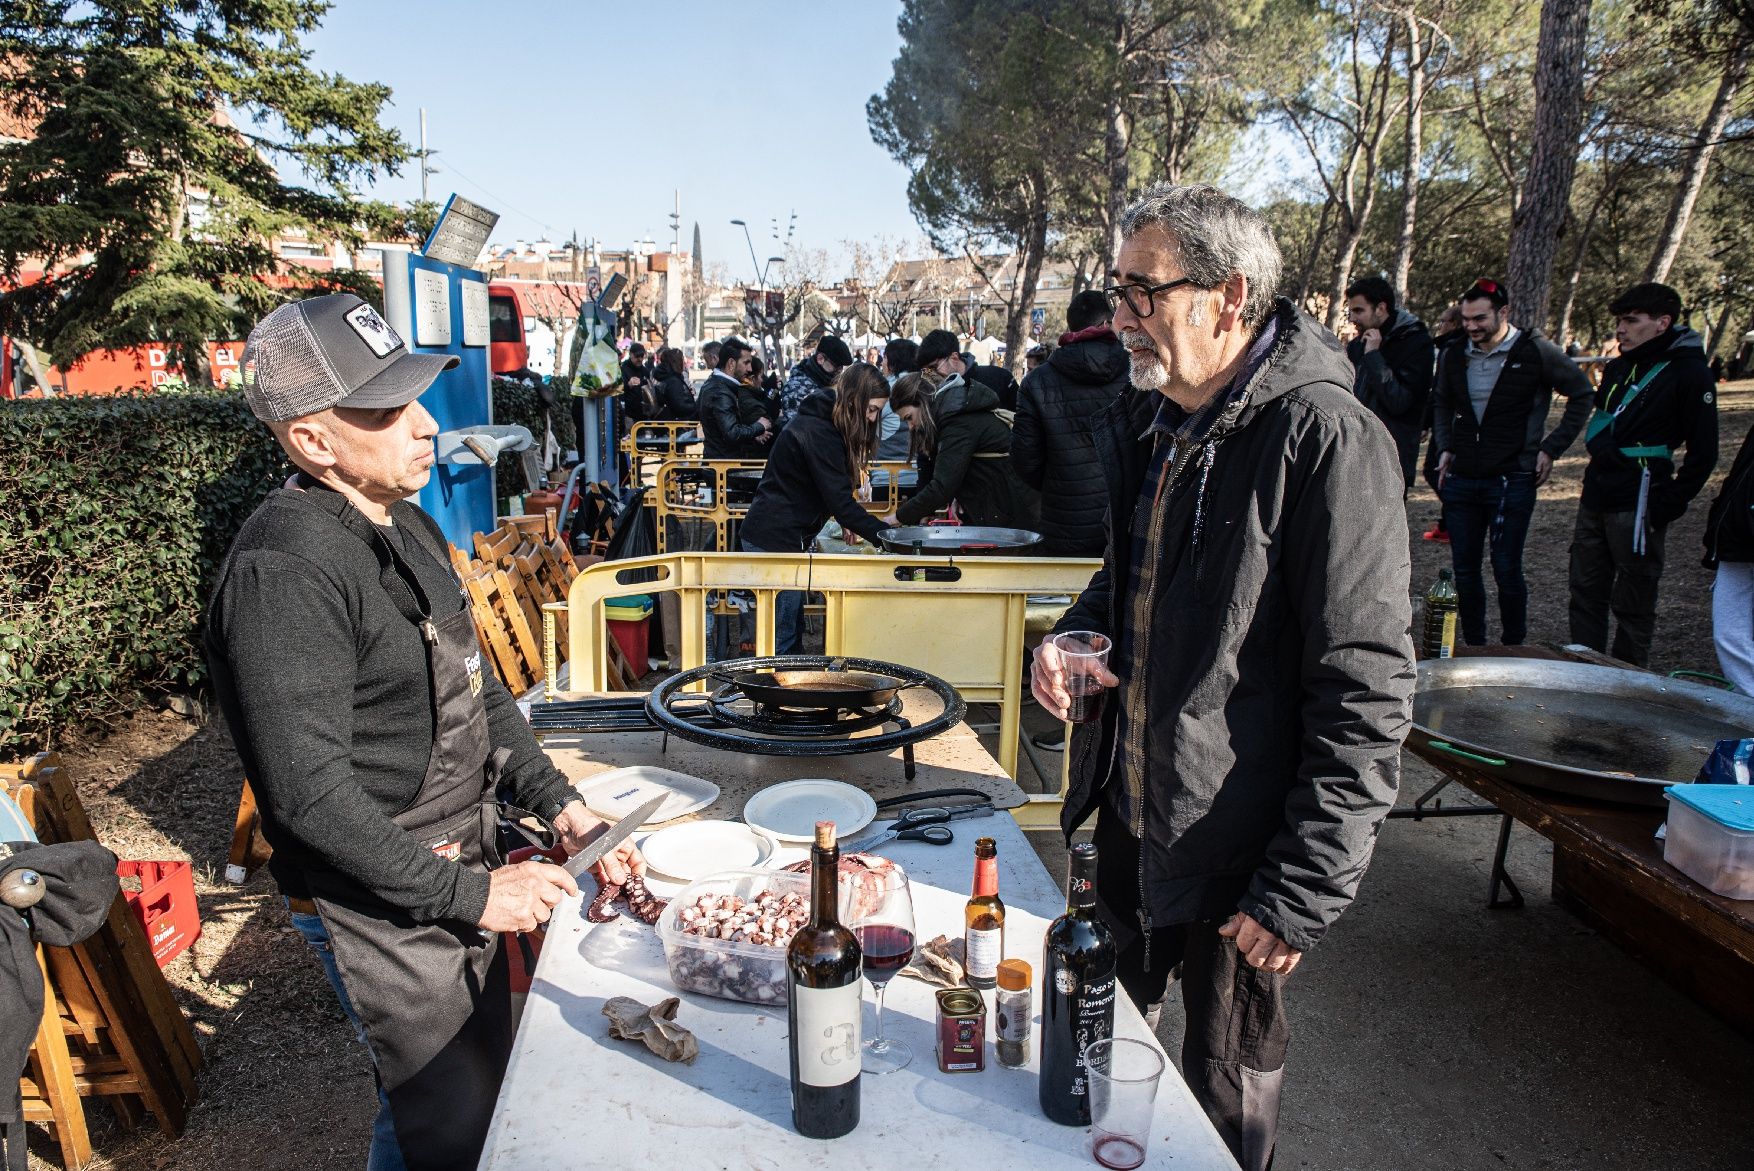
[844,806,956,852]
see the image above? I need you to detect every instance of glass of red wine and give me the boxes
[850,864,916,1075]
[1050,631,1113,724]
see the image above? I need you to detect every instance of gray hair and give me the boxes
[1119,184,1283,330]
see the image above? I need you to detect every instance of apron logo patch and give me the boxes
[1704,391,1714,405]
[465,649,483,697]
[429,837,462,861]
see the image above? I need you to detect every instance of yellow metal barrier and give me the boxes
[649,458,922,553]
[563,551,1099,825]
[619,420,704,484]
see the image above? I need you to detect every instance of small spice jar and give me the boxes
[994,957,1032,1068]
[936,987,986,1072]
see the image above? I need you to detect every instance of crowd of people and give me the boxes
[599,233,1748,686]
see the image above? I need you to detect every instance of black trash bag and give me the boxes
[604,485,655,563]
[2,840,119,1171]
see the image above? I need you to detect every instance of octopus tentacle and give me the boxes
[586,875,624,923]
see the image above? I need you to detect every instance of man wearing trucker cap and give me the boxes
[205,293,643,1171]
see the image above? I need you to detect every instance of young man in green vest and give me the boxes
[1567,282,1718,665]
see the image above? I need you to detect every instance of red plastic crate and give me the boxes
[118,860,200,968]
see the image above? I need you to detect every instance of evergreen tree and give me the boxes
[0,0,410,380]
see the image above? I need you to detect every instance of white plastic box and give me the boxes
[1663,785,1754,900]
[655,868,811,1005]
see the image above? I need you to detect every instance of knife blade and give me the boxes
[562,794,667,879]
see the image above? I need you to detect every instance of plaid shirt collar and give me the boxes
[1140,315,1281,445]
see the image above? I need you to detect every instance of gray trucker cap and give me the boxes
[240,293,459,422]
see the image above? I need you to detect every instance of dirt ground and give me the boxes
[22,387,1754,1170]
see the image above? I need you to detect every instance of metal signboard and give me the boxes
[422,193,499,268]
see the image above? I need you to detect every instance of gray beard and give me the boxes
[1120,329,1166,390]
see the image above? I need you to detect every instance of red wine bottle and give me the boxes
[787,821,862,1139]
[1039,842,1117,1126]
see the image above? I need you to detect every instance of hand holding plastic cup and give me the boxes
[1049,631,1114,725]
[1085,1037,1166,1170]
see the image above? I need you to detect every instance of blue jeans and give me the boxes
[1441,471,1537,645]
[289,905,407,1171]
[739,540,805,655]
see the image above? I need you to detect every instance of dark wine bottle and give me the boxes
[963,836,1005,989]
[1039,842,1117,1127]
[787,821,863,1139]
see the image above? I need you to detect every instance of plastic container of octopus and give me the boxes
[656,867,845,1005]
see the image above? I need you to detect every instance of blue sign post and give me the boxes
[381,249,496,549]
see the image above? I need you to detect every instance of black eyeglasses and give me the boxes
[1103,276,1200,319]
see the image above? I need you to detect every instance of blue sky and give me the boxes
[299,0,924,272]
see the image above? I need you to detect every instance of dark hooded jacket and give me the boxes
[895,375,1039,530]
[1012,326,1130,555]
[1056,300,1413,954]
[1705,423,1754,567]
[740,390,887,552]
[1346,308,1434,487]
[1582,325,1717,521]
[699,371,770,459]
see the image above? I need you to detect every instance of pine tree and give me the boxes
[0,0,411,380]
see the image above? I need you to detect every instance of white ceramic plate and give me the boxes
[578,766,719,826]
[638,821,778,882]
[741,779,878,843]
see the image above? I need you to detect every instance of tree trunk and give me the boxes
[1003,185,1050,378]
[1295,199,1334,308]
[1709,299,1736,362]
[1391,5,1427,302]
[1100,18,1131,281]
[1506,0,1592,333]
[1555,164,1619,345]
[1645,30,1751,283]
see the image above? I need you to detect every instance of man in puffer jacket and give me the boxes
[1568,282,1717,665]
[778,335,854,428]
[1013,290,1131,555]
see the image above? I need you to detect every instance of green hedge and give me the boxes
[0,377,578,751]
[0,391,290,750]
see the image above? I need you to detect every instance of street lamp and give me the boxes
[730,218,767,290]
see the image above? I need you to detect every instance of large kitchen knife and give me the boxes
[561,794,667,880]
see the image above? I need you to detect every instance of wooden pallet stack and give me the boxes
[3,753,203,1169]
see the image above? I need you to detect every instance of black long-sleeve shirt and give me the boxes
[206,486,576,926]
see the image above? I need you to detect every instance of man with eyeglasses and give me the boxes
[1430,279,1593,647]
[916,328,1020,410]
[1029,184,1412,1171]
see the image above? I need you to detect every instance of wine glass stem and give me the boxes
[871,982,888,1049]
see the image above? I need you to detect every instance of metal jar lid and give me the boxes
[937,987,984,1016]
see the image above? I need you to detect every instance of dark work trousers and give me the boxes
[1568,506,1667,666]
[1093,811,1288,1171]
[1440,471,1537,645]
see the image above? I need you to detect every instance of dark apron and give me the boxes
[294,489,512,1171]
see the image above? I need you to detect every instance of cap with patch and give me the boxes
[240,293,459,422]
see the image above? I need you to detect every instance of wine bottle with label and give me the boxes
[1039,842,1117,1126]
[787,821,863,1139]
[964,836,1005,989]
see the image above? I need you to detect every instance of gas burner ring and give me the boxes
[646,655,965,760]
